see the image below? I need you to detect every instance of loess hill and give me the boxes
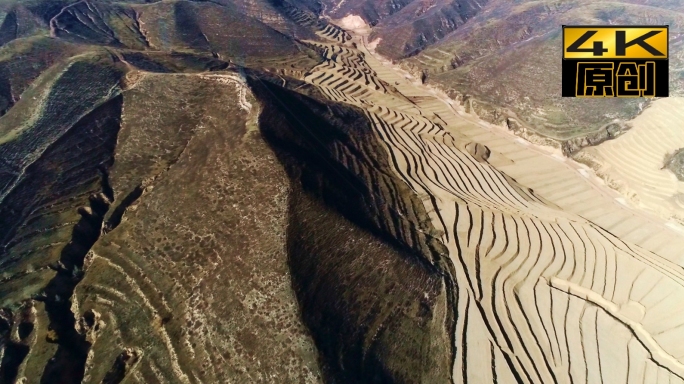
[0,0,454,382]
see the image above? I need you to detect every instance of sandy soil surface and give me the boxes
[335,14,370,34]
[582,97,684,223]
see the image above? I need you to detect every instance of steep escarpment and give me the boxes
[0,302,35,383]
[288,184,451,383]
[560,122,632,156]
[248,74,448,263]
[248,74,455,382]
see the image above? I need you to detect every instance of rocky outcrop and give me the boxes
[561,122,631,156]
[0,302,34,383]
[665,148,684,182]
[101,347,142,384]
[437,89,631,157]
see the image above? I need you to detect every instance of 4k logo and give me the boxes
[562,26,669,97]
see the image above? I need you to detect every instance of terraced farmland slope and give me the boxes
[579,98,684,223]
[301,23,684,383]
[2,0,684,382]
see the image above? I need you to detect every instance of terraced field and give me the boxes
[580,98,684,223]
[302,24,684,383]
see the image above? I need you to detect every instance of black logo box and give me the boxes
[561,59,669,97]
